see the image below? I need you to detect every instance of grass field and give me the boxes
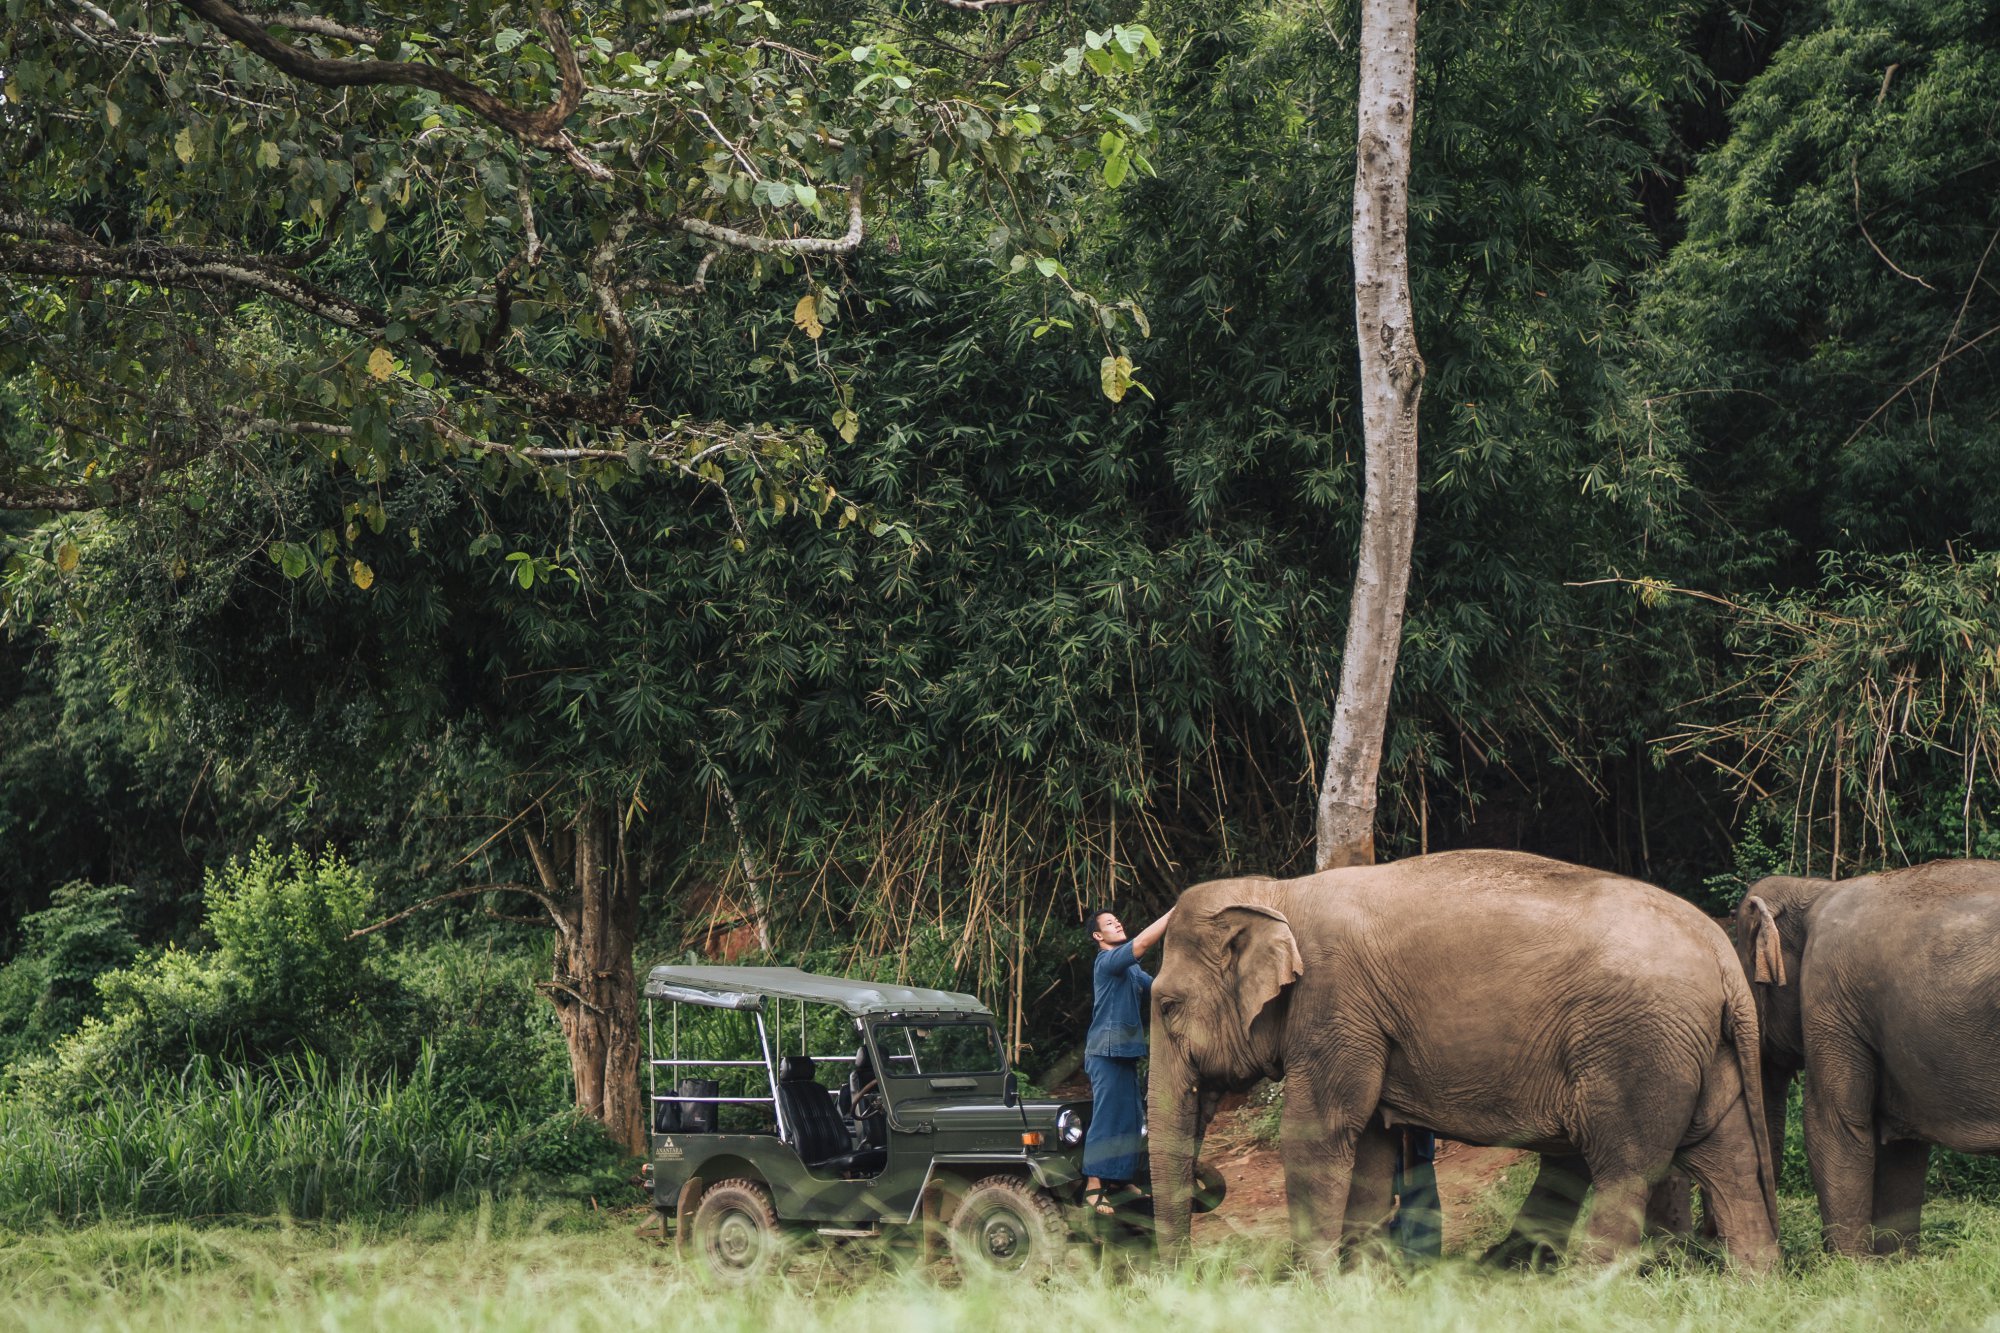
[6,1194,2000,1332]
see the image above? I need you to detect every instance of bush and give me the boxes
[203,841,374,1026]
[0,1045,587,1225]
[18,844,384,1107]
[356,939,572,1116]
[1694,817,1789,916]
[0,881,138,1072]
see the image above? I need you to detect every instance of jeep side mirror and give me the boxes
[1003,1073,1019,1107]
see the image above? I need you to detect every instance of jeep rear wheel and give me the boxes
[691,1179,783,1283]
[950,1175,1068,1277]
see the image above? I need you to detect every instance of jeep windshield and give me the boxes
[873,1020,1002,1077]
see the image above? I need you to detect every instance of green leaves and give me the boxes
[2,0,1173,536]
[271,543,311,580]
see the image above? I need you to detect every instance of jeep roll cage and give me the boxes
[642,965,1004,1154]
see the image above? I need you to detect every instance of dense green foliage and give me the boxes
[0,882,138,1071]
[0,1049,621,1226]
[14,845,383,1100]
[4,0,2000,1234]
[0,0,1157,516]
[1646,0,2000,568]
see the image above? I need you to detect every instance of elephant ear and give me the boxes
[1218,904,1304,1023]
[1743,896,1787,986]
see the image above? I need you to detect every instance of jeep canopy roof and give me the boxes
[643,965,992,1018]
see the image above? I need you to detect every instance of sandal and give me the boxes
[1083,1187,1117,1216]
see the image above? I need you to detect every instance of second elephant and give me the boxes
[1737,859,2000,1256]
[1148,849,1780,1271]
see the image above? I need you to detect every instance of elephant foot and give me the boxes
[1481,1232,1561,1271]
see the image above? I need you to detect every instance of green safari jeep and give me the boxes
[642,965,1223,1280]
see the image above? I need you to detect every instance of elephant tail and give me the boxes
[1723,968,1782,1236]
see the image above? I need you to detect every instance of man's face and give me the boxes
[1092,912,1128,948]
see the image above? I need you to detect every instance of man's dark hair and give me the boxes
[1083,907,1113,940]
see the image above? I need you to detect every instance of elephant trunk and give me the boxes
[1147,1028,1216,1262]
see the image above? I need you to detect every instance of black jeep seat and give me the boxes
[849,1045,886,1149]
[776,1056,885,1176]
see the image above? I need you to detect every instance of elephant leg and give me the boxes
[1678,1091,1779,1275]
[1644,1170,1695,1240]
[1870,1139,1929,1257]
[1483,1154,1588,1269]
[1571,1114,1679,1268]
[1801,1042,1880,1257]
[1339,1119,1398,1256]
[1279,1063,1381,1274]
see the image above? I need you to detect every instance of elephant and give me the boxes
[1735,859,2000,1257]
[1147,849,1780,1272]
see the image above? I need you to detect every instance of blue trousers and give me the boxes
[1082,1055,1144,1181]
[1391,1129,1442,1259]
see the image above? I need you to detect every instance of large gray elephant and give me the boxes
[1147,850,1779,1272]
[1736,859,2000,1256]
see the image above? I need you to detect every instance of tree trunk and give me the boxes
[533,804,647,1155]
[1316,0,1425,872]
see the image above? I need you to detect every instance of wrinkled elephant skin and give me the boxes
[1738,859,2000,1257]
[1147,850,1779,1273]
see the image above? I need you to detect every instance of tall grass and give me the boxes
[0,1047,567,1225]
[8,1201,2000,1332]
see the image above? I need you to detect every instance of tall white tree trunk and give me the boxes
[1316,0,1424,872]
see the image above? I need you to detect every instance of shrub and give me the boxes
[0,881,138,1073]
[356,939,571,1116]
[203,841,374,1026]
[19,845,384,1107]
[0,1045,554,1224]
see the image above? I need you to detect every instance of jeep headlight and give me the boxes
[1056,1108,1086,1147]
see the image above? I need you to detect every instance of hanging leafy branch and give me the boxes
[1650,553,2000,872]
[0,0,1158,521]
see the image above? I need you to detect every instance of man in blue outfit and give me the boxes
[1081,905,1174,1212]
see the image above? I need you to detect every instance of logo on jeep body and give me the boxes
[655,1137,683,1161]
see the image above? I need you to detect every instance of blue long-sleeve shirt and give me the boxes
[1086,939,1153,1058]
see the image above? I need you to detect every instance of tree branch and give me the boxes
[426,414,790,473]
[257,10,383,45]
[174,0,612,180]
[625,248,716,300]
[346,882,565,940]
[521,825,568,900]
[0,216,630,428]
[1852,158,1933,291]
[929,0,1043,10]
[534,978,606,1014]
[681,190,864,255]
[589,214,639,404]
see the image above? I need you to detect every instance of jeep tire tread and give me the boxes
[949,1174,1068,1277]
[691,1178,783,1283]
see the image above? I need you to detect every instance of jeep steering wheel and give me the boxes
[851,1081,882,1121]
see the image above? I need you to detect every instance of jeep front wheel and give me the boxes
[950,1175,1067,1277]
[691,1179,783,1283]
